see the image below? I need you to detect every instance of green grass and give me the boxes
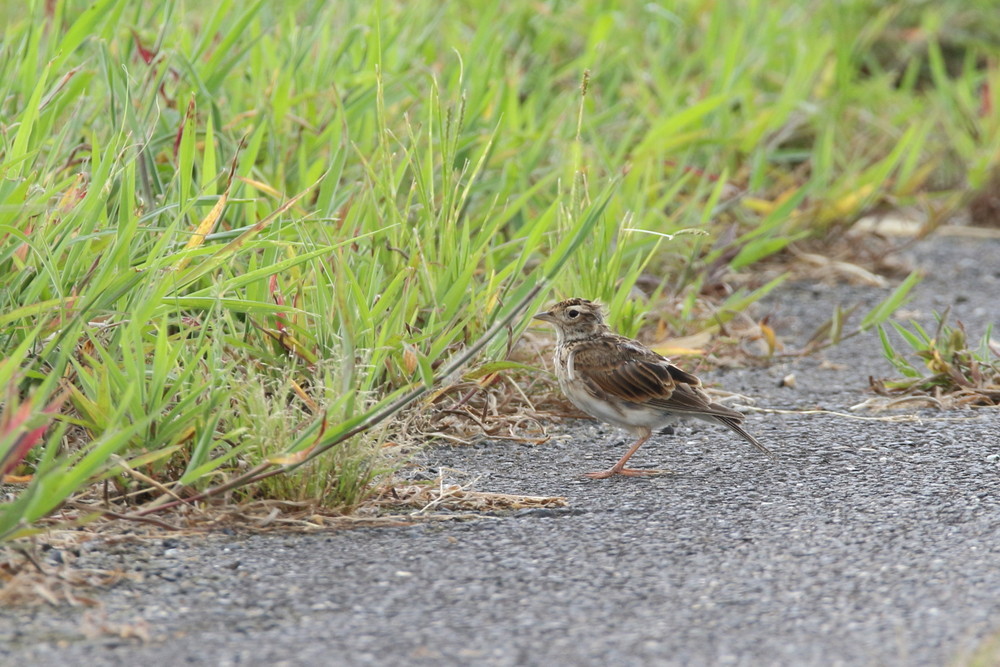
[2,0,999,540]
[876,313,999,403]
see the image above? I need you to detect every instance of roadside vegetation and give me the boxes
[874,313,999,407]
[2,0,998,542]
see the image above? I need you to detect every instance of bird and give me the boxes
[533,298,773,479]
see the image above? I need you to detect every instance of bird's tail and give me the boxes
[714,415,775,458]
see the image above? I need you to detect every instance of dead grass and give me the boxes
[375,479,567,514]
[0,470,567,607]
[775,228,917,286]
[0,545,134,608]
[869,378,1000,408]
[871,315,1000,408]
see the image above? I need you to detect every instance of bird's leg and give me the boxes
[584,430,664,479]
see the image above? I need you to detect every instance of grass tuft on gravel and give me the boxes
[874,313,1000,406]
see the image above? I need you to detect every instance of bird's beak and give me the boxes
[533,310,556,323]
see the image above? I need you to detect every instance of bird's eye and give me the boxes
[567,309,579,319]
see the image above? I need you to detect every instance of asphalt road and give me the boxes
[2,234,999,666]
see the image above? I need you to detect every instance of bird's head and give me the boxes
[533,298,609,342]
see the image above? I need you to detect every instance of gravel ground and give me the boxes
[2,234,999,666]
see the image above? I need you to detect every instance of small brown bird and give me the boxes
[534,298,773,479]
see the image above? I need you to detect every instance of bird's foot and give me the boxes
[583,469,616,479]
[583,467,673,479]
[618,467,673,477]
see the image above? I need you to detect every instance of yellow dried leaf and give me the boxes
[741,197,774,214]
[403,345,418,375]
[2,474,32,483]
[269,446,315,466]
[651,329,713,356]
[289,378,320,414]
[58,173,86,211]
[654,346,703,356]
[238,176,284,199]
[823,183,875,221]
[760,322,778,355]
[185,191,228,251]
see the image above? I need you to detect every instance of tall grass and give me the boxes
[2,0,998,540]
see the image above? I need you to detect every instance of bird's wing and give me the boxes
[570,336,745,420]
[651,381,744,420]
[570,337,682,402]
